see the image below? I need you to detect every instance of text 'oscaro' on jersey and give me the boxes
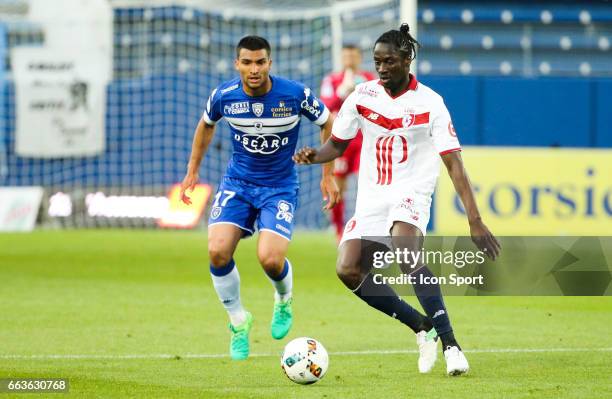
[202,76,330,187]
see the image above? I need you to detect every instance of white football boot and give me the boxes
[444,346,469,376]
[416,329,438,373]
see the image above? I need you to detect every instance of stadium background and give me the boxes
[1,1,611,397]
[0,0,610,234]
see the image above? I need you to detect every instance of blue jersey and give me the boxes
[202,76,329,187]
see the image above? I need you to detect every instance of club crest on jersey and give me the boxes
[402,113,415,128]
[276,200,294,223]
[252,102,264,117]
[210,206,222,219]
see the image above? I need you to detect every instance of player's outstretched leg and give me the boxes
[209,224,252,360]
[391,222,469,375]
[337,239,437,372]
[258,231,293,340]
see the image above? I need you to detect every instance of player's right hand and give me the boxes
[293,147,318,165]
[180,173,199,205]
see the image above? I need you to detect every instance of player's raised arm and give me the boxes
[441,152,501,260]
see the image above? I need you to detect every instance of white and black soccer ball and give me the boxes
[280,337,329,384]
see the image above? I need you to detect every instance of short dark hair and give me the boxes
[375,23,420,60]
[342,43,361,52]
[236,35,271,58]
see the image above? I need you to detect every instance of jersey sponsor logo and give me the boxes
[234,133,289,154]
[396,197,420,221]
[271,100,293,117]
[224,101,250,115]
[276,200,294,223]
[300,99,321,118]
[301,87,322,118]
[252,102,264,117]
[357,86,378,97]
[220,84,239,94]
[275,223,291,235]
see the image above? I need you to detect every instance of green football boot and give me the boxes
[270,297,293,340]
[229,312,253,360]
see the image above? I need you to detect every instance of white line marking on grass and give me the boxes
[1,348,611,360]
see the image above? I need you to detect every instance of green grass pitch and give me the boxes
[0,230,610,398]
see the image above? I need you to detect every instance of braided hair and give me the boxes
[375,23,420,60]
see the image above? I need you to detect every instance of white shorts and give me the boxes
[339,193,431,246]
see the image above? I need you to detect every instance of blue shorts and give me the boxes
[207,176,299,240]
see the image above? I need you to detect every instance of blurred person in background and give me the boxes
[320,45,377,242]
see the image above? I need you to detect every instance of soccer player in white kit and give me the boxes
[294,24,500,376]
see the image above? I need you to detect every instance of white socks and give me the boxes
[210,260,246,326]
[267,258,293,303]
[210,258,294,326]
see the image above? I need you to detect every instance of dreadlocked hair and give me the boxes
[375,23,420,60]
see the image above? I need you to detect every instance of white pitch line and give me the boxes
[1,348,611,360]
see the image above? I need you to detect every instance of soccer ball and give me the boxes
[280,337,329,384]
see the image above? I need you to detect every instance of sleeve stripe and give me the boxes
[331,134,352,143]
[201,112,216,125]
[439,147,462,156]
[314,107,330,126]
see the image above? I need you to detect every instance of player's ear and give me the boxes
[234,58,239,71]
[404,55,412,69]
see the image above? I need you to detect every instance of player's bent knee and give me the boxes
[258,252,285,273]
[208,246,233,268]
[336,259,362,290]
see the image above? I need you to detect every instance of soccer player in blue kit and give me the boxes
[180,36,338,360]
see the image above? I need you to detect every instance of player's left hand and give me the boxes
[293,147,317,164]
[470,219,501,260]
[320,174,340,210]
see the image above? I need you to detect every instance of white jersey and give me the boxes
[332,75,461,240]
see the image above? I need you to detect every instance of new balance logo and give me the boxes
[433,310,446,319]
